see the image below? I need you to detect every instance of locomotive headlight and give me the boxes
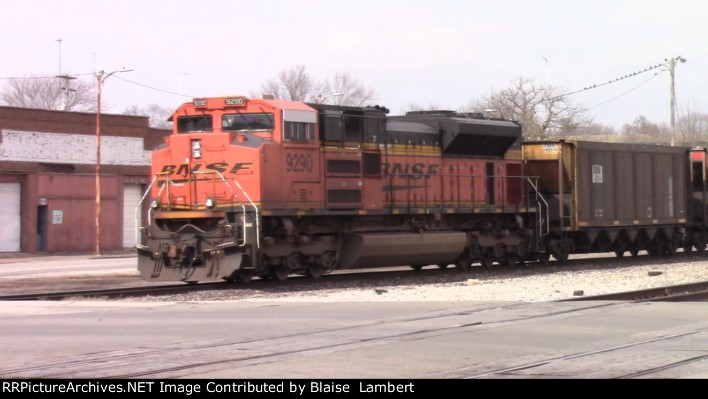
[191,140,202,159]
[205,197,216,209]
[150,199,160,210]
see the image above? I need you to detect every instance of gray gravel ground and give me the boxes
[129,253,708,303]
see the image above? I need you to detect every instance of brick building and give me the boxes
[0,106,170,253]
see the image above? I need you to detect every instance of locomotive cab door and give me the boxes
[486,162,495,205]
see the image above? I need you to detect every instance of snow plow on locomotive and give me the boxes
[136,96,547,283]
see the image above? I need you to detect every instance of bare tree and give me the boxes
[259,66,376,106]
[1,76,94,111]
[407,103,442,112]
[319,72,376,106]
[260,65,317,102]
[464,77,588,139]
[123,104,174,129]
[678,104,708,145]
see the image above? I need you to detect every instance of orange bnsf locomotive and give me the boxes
[136,96,546,283]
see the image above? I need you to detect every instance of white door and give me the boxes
[123,184,143,248]
[0,183,21,252]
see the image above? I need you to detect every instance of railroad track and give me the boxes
[0,282,229,301]
[563,281,708,302]
[2,252,707,301]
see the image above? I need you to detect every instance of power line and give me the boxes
[560,61,666,98]
[587,71,663,111]
[0,72,95,80]
[113,75,193,98]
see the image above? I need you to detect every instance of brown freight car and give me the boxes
[523,140,690,262]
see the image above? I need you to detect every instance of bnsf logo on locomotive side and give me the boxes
[383,163,439,179]
[160,162,253,176]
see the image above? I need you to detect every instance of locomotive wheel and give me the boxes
[237,268,255,283]
[307,264,326,279]
[437,264,450,269]
[480,254,494,267]
[503,253,519,266]
[410,265,424,271]
[454,255,472,270]
[272,265,289,281]
[537,252,550,265]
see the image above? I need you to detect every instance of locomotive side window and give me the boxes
[344,114,364,142]
[321,115,344,142]
[283,122,315,141]
[222,113,274,131]
[177,116,213,133]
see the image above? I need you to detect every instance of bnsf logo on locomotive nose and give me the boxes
[160,162,253,176]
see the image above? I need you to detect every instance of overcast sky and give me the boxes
[2,0,705,128]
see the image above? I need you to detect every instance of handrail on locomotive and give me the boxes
[135,170,260,251]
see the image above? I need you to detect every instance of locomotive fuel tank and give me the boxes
[339,231,467,269]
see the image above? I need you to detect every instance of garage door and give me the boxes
[123,184,143,248]
[0,183,21,252]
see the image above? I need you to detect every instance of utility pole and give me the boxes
[94,68,133,255]
[666,56,687,146]
[55,38,76,110]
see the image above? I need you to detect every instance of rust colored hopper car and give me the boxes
[136,96,708,283]
[137,96,542,282]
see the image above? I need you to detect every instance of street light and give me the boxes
[315,92,344,104]
[95,68,133,255]
[484,109,502,118]
[665,56,687,146]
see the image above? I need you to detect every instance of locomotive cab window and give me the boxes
[177,116,213,133]
[222,113,274,131]
[283,122,315,141]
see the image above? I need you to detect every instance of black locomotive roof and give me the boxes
[390,112,521,157]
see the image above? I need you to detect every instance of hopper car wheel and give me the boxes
[237,269,255,283]
[629,243,640,257]
[695,236,706,254]
[437,264,450,269]
[614,249,625,258]
[552,245,569,263]
[683,242,693,255]
[410,265,425,271]
[665,241,678,256]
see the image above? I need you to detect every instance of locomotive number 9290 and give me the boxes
[286,153,313,173]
